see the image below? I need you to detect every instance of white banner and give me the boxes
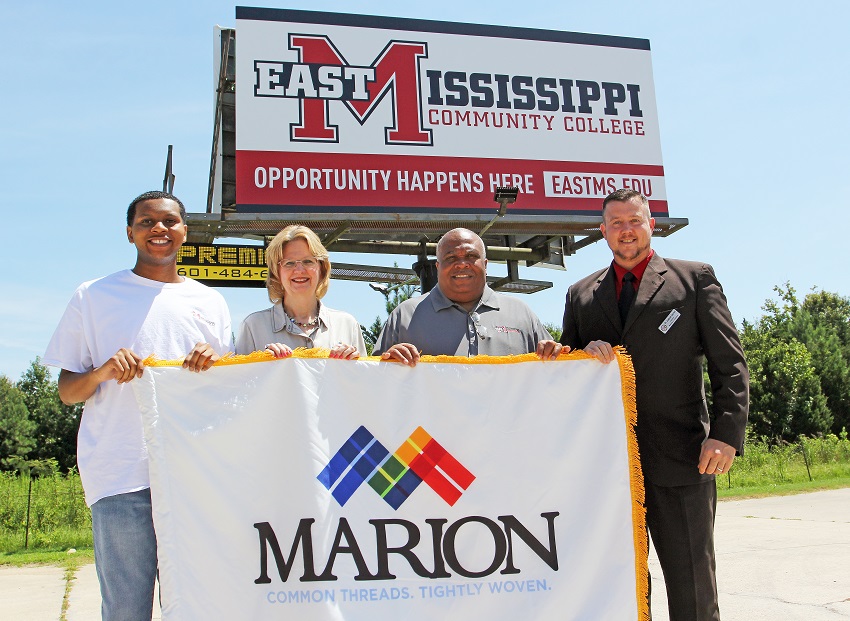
[135,352,647,620]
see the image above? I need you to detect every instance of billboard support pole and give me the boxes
[162,145,175,194]
[413,240,438,293]
[207,29,233,213]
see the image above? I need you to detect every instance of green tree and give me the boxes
[381,280,417,315]
[741,321,832,441]
[755,284,850,435]
[0,376,35,470]
[796,290,850,434]
[544,322,562,343]
[17,359,82,472]
[361,316,384,355]
[360,274,418,355]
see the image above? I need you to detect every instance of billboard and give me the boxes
[235,7,668,217]
[177,243,268,287]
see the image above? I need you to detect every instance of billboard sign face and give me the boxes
[235,8,668,216]
[177,243,268,287]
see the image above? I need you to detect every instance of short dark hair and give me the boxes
[126,191,186,226]
[602,188,648,211]
[602,189,651,221]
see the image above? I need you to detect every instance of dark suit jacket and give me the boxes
[560,253,748,486]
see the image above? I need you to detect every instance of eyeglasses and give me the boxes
[278,258,320,271]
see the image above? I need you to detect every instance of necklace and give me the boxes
[290,316,319,329]
[284,304,320,329]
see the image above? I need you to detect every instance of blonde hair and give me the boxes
[265,225,331,303]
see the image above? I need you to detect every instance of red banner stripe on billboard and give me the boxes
[236,150,668,215]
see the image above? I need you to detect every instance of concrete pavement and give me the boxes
[649,487,850,620]
[64,564,161,620]
[0,563,161,621]
[1,488,847,620]
[0,565,65,621]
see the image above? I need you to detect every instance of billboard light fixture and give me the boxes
[480,186,519,236]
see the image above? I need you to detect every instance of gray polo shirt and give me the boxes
[373,285,552,357]
[235,301,367,356]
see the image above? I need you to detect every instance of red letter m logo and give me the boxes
[289,35,432,146]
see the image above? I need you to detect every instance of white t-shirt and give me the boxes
[44,269,233,506]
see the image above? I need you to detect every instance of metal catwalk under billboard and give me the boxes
[234,7,667,217]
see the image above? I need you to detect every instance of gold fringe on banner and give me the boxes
[144,348,592,367]
[614,346,650,621]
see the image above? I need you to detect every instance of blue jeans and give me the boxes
[91,488,158,621]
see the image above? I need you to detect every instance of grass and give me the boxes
[0,527,93,557]
[715,432,850,499]
[718,475,850,499]
[1,546,94,567]
[0,470,91,559]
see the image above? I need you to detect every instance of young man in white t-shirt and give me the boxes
[44,191,234,620]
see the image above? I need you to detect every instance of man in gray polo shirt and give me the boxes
[374,228,560,364]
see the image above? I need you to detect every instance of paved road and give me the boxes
[650,488,850,620]
[2,488,848,620]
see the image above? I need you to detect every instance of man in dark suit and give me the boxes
[554,188,748,621]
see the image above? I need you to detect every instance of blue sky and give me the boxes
[2,1,847,380]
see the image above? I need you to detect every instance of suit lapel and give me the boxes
[623,253,667,334]
[592,267,622,333]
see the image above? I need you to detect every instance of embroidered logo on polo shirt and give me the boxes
[192,309,217,327]
[493,326,521,334]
